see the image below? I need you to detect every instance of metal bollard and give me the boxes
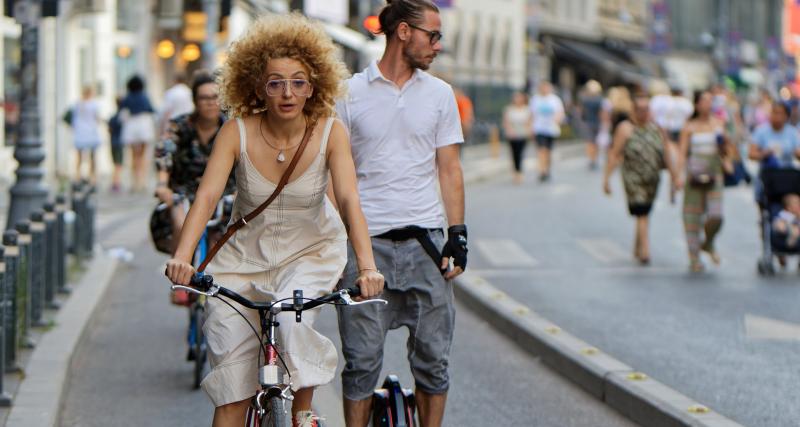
[85,184,96,255]
[55,195,70,294]
[2,230,21,373]
[15,221,34,349]
[71,182,88,261]
[43,202,60,309]
[29,211,46,327]
[0,247,12,406]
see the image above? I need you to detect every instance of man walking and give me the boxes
[335,1,467,426]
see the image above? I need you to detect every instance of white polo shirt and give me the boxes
[336,61,463,236]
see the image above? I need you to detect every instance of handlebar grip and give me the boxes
[191,273,213,291]
[343,286,361,297]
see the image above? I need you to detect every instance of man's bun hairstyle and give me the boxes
[378,0,439,38]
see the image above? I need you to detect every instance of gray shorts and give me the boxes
[337,229,455,400]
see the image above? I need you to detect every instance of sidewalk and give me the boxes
[0,188,152,426]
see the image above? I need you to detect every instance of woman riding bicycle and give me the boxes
[155,70,235,250]
[165,14,384,427]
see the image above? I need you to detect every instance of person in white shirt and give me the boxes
[335,1,466,426]
[650,85,694,144]
[68,85,102,184]
[159,74,194,135]
[529,81,564,182]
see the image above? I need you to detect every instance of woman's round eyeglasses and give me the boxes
[265,79,312,97]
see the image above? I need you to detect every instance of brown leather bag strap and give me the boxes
[198,120,317,272]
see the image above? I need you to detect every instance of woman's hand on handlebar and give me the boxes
[355,270,384,300]
[165,258,195,286]
[155,186,175,206]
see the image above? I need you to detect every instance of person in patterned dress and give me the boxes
[604,93,682,264]
[154,70,236,251]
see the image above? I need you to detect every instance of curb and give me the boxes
[4,247,119,427]
[453,272,744,427]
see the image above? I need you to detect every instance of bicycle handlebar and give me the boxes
[171,273,383,314]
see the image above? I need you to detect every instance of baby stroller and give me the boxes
[756,168,800,275]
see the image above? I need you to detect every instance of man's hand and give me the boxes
[441,225,468,280]
[354,270,384,300]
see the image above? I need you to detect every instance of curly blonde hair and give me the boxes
[218,13,349,120]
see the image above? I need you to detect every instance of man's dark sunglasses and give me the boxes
[407,23,442,45]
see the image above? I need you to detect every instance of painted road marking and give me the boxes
[550,183,576,196]
[577,238,629,263]
[475,239,538,268]
[744,314,800,341]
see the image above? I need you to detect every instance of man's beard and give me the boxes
[403,46,431,71]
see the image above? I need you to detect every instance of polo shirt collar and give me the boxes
[367,60,423,86]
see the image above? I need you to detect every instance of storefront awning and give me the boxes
[662,55,715,92]
[552,39,650,86]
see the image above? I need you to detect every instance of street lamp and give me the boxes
[6,0,47,230]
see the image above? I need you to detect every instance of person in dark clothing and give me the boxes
[154,71,235,252]
[119,75,156,192]
[108,97,124,192]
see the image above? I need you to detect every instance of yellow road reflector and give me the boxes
[581,347,599,355]
[627,372,648,381]
[688,405,710,414]
[514,307,529,316]
[545,326,560,334]
[491,292,506,300]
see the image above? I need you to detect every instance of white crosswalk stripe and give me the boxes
[576,238,629,263]
[474,238,538,268]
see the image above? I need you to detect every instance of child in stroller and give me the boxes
[773,194,800,249]
[757,168,800,275]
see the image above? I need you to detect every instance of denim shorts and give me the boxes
[336,229,455,400]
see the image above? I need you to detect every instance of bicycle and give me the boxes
[157,193,233,388]
[172,273,387,426]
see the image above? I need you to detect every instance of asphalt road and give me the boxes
[59,204,633,426]
[466,154,800,427]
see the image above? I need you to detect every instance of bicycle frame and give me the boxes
[172,274,387,425]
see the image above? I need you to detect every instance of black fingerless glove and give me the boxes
[441,224,468,271]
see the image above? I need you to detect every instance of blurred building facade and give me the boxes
[527,0,651,102]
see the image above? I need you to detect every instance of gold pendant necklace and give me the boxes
[259,113,306,163]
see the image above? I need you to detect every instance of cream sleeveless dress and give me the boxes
[201,117,347,407]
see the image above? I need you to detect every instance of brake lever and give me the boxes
[339,292,388,306]
[171,284,219,297]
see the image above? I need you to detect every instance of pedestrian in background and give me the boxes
[107,96,124,192]
[603,93,681,265]
[158,73,194,136]
[335,1,466,426]
[154,70,234,254]
[745,88,772,132]
[503,91,532,184]
[607,85,634,134]
[748,101,800,203]
[120,75,156,193]
[579,80,604,170]
[529,80,564,182]
[69,85,103,185]
[678,90,734,273]
[650,83,693,200]
[455,87,474,144]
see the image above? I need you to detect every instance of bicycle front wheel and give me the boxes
[260,396,287,427]
[192,304,206,389]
